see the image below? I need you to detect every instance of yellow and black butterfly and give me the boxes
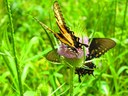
[34,1,88,53]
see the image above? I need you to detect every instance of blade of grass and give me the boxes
[5,0,23,96]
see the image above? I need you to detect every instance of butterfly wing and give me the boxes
[87,38,116,60]
[46,49,60,62]
[53,1,76,47]
[53,1,72,33]
[75,62,96,82]
[53,1,86,49]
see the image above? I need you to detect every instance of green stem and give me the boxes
[69,66,74,96]
[6,0,23,96]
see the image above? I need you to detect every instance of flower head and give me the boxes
[57,37,89,67]
[57,43,84,59]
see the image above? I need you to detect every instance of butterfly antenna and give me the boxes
[33,17,56,34]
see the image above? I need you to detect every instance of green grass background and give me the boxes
[0,0,128,96]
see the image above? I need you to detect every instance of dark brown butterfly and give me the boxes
[34,1,88,53]
[75,38,116,82]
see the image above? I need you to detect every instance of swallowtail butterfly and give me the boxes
[34,1,88,53]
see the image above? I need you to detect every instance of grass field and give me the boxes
[0,0,128,96]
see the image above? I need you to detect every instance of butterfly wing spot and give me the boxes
[79,44,82,47]
[91,50,95,54]
[96,54,99,57]
[95,49,98,52]
[104,48,107,51]
[99,52,102,55]
[71,31,74,34]
[89,56,92,59]
[76,38,79,41]
[102,50,105,53]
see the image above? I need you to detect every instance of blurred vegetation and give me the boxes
[0,0,128,96]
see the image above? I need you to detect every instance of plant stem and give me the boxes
[69,66,74,96]
[6,0,23,96]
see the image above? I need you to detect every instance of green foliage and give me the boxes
[0,0,128,96]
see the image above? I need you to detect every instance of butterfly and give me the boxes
[33,1,88,53]
[75,38,116,82]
